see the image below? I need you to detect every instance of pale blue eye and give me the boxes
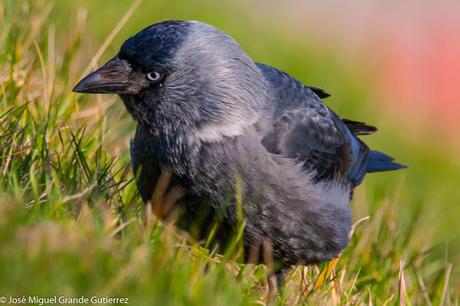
[147,71,161,81]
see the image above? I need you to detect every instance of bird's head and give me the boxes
[74,20,267,142]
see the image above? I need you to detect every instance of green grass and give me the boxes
[0,1,459,305]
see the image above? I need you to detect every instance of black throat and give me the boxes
[122,94,201,176]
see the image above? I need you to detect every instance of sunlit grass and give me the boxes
[0,1,458,305]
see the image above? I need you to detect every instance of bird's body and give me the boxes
[129,62,355,265]
[74,20,405,269]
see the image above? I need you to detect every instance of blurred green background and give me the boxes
[1,0,459,304]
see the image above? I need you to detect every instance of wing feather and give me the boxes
[257,63,368,185]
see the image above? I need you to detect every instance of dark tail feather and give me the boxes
[342,118,378,136]
[366,150,407,173]
[308,86,331,99]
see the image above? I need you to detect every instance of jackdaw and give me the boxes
[74,20,405,273]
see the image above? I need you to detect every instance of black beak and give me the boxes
[73,57,132,94]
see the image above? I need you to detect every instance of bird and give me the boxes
[73,20,405,282]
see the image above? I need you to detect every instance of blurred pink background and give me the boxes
[250,0,460,147]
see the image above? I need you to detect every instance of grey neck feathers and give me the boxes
[171,21,269,143]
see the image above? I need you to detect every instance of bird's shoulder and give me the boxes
[256,63,366,184]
